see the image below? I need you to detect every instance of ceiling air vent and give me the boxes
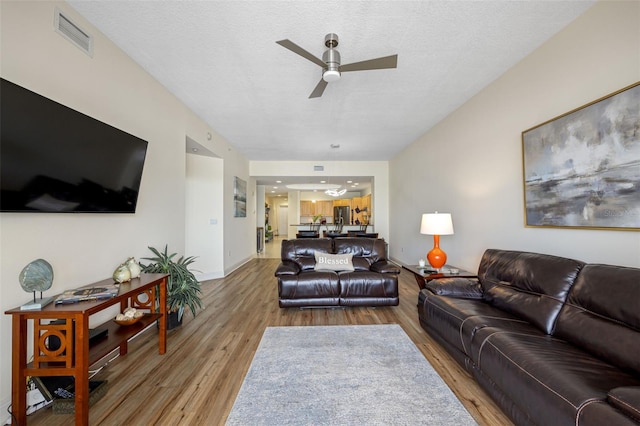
[55,8,93,57]
[314,165,324,172]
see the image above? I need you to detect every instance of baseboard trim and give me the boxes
[224,256,253,276]
[195,271,224,281]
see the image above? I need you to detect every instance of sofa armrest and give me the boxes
[608,387,640,422]
[274,261,300,277]
[424,277,483,299]
[370,261,400,274]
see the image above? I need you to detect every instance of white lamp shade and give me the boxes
[420,213,454,235]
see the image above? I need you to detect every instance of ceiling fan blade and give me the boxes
[339,54,398,73]
[309,79,328,98]
[276,39,326,68]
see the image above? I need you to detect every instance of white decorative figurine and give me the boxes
[126,257,142,279]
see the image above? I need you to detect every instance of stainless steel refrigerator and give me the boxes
[333,206,350,225]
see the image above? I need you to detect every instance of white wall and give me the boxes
[186,153,224,279]
[287,191,301,239]
[0,1,253,416]
[251,160,389,239]
[223,150,255,273]
[257,185,266,252]
[390,1,640,271]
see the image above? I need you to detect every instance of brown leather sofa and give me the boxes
[418,249,640,425]
[275,237,399,308]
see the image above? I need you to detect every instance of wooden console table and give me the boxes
[5,273,168,425]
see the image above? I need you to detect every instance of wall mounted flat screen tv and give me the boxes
[1,78,148,213]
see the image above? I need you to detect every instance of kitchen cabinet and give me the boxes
[300,200,314,216]
[351,197,363,223]
[300,200,332,218]
[315,200,333,216]
[351,195,372,224]
[363,194,372,222]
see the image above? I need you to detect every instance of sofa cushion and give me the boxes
[477,331,640,426]
[577,400,640,426]
[420,292,540,362]
[555,263,640,375]
[478,249,585,334]
[313,252,354,272]
[338,271,398,306]
[280,238,332,271]
[333,237,386,265]
[277,271,340,307]
[608,387,640,422]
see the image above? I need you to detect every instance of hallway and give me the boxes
[256,235,286,259]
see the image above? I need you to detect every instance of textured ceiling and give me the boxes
[67,0,594,166]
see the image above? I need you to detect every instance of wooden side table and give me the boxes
[403,264,477,290]
[5,273,168,425]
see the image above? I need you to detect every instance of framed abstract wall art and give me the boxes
[522,82,640,231]
[233,176,247,217]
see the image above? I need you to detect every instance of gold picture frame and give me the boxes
[522,82,640,231]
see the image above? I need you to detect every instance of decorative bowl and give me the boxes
[114,316,142,326]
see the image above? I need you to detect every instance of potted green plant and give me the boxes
[140,245,202,329]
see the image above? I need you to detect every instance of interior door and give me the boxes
[278,205,288,236]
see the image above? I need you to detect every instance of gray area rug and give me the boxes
[226,324,477,425]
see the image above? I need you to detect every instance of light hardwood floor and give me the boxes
[24,240,512,425]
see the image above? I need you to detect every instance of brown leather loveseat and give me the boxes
[418,249,640,425]
[275,237,399,308]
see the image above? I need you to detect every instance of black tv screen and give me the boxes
[1,78,148,213]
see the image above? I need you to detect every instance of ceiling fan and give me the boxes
[276,33,398,98]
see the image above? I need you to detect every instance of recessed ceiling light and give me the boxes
[320,180,326,184]
[347,180,353,183]
[276,180,282,183]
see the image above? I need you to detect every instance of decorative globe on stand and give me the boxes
[19,259,54,310]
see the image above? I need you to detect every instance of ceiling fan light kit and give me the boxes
[276,33,398,98]
[323,69,340,82]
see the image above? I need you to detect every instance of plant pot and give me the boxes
[168,311,183,329]
[158,311,182,330]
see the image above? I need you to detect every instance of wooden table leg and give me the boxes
[11,315,27,425]
[158,277,167,355]
[74,313,90,425]
[413,274,426,290]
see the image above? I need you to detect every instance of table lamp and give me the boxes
[420,212,454,270]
